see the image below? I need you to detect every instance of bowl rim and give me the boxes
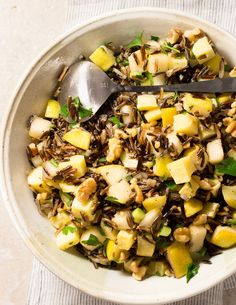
[1,7,236,305]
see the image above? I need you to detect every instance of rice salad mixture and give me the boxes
[27,27,236,282]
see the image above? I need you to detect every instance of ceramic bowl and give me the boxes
[1,8,236,305]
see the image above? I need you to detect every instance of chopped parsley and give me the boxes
[151,35,160,41]
[109,116,123,128]
[224,64,231,72]
[62,225,77,235]
[145,71,153,85]
[161,41,180,54]
[186,263,199,283]
[226,219,236,225]
[82,234,100,246]
[50,159,59,167]
[165,180,177,190]
[127,32,143,48]
[79,106,93,119]
[59,191,73,207]
[215,157,236,176]
[156,237,170,249]
[60,104,69,118]
[98,157,106,162]
[125,175,133,182]
[105,196,120,204]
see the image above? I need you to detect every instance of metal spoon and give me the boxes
[59,60,236,121]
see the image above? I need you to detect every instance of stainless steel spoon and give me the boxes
[59,60,236,121]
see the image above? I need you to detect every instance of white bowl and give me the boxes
[1,7,236,305]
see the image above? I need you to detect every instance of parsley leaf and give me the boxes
[224,64,231,72]
[109,116,123,128]
[69,121,77,129]
[215,157,236,176]
[186,263,199,283]
[62,225,77,235]
[127,32,144,48]
[151,35,160,41]
[50,159,59,167]
[105,196,120,204]
[173,91,179,101]
[79,106,93,119]
[145,71,153,85]
[82,234,100,246]
[73,97,80,110]
[226,219,236,225]
[60,104,69,118]
[165,180,177,190]
[98,157,106,162]
[125,175,133,182]
[156,237,170,249]
[161,41,180,53]
[59,191,73,207]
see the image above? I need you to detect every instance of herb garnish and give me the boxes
[59,191,73,207]
[60,104,69,118]
[98,157,106,162]
[79,106,93,119]
[156,237,170,249]
[109,116,123,128]
[127,32,143,48]
[151,35,160,41]
[82,234,100,246]
[161,41,180,53]
[215,157,236,176]
[105,196,120,204]
[145,71,153,85]
[186,263,199,283]
[62,225,77,235]
[224,64,231,72]
[226,219,236,225]
[165,180,177,190]
[50,159,59,167]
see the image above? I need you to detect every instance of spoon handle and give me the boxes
[116,77,236,93]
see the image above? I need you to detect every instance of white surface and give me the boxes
[0,1,236,305]
[0,1,65,305]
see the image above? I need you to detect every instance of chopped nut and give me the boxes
[193,214,208,226]
[100,129,107,145]
[130,178,144,204]
[226,121,236,134]
[173,227,190,243]
[183,28,202,43]
[114,129,129,139]
[106,138,123,162]
[167,28,182,44]
[132,266,148,281]
[223,117,233,126]
[76,178,97,202]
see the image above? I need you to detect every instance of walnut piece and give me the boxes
[76,178,97,202]
[173,227,190,243]
[106,138,123,162]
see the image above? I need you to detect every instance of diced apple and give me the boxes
[167,242,192,278]
[217,93,232,105]
[184,198,203,218]
[153,155,173,178]
[56,223,80,250]
[128,49,146,74]
[144,108,162,122]
[27,166,51,193]
[80,226,106,251]
[142,195,167,212]
[95,165,127,185]
[63,128,91,150]
[192,37,215,64]
[59,182,77,193]
[106,240,126,262]
[201,202,220,218]
[222,185,236,209]
[227,149,236,160]
[49,211,71,229]
[179,177,200,200]
[100,219,118,241]
[183,93,212,117]
[120,150,138,169]
[199,123,216,140]
[58,155,87,178]
[161,107,177,127]
[137,94,157,111]
[173,113,198,136]
[29,116,51,140]
[211,226,236,248]
[132,208,145,224]
[107,180,132,204]
[206,139,224,164]
[147,53,169,74]
[167,156,196,184]
[189,225,207,252]
[89,45,115,71]
[147,260,168,276]
[136,235,155,257]
[117,230,136,250]
[45,99,61,119]
[71,197,96,221]
[203,54,222,74]
[168,55,188,70]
